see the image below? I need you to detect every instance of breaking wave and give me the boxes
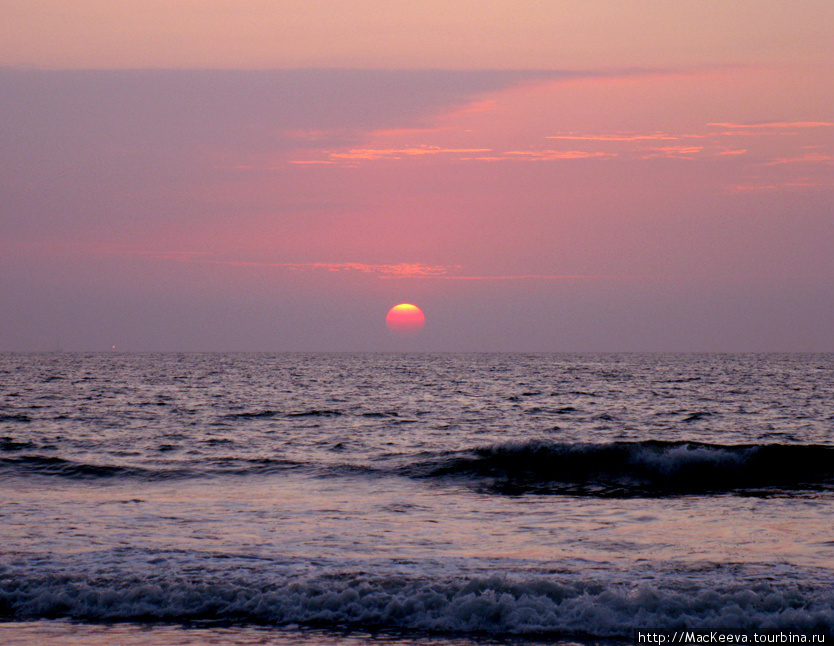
[3,436,834,497]
[410,440,834,496]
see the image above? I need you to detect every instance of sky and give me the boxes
[1,1,832,351]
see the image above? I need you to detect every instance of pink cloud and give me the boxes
[708,121,834,129]
[724,179,832,192]
[197,260,462,277]
[439,99,499,118]
[502,150,614,161]
[432,273,641,281]
[638,145,704,158]
[329,146,493,161]
[758,153,834,166]
[546,133,682,141]
[287,160,338,165]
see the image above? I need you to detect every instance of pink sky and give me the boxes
[1,2,832,351]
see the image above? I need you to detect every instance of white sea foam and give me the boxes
[2,568,832,637]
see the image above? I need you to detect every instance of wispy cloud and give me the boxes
[316,147,617,165]
[534,123,831,174]
[725,178,833,192]
[286,160,338,165]
[638,145,704,159]
[708,122,834,139]
[713,148,748,156]
[429,273,639,281]
[281,129,338,141]
[708,122,834,129]
[198,260,461,277]
[440,99,499,118]
[13,243,462,278]
[329,146,492,161]
[101,248,643,281]
[304,262,459,277]
[546,133,684,142]
[161,255,648,281]
[503,150,614,161]
[758,153,834,166]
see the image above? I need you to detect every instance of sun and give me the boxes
[386,303,426,337]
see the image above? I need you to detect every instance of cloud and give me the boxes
[170,256,648,281]
[528,123,831,169]
[724,178,833,192]
[713,148,748,156]
[708,122,834,139]
[502,150,614,161]
[431,273,639,281]
[283,262,460,277]
[546,133,683,142]
[329,146,493,161]
[708,121,834,129]
[0,67,589,239]
[286,160,338,165]
[194,260,462,278]
[311,146,617,165]
[439,99,499,119]
[758,153,834,166]
[637,145,705,159]
[36,243,643,282]
[0,240,463,278]
[0,68,575,158]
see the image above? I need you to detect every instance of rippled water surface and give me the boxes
[1,353,833,644]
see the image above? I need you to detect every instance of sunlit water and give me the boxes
[1,353,833,644]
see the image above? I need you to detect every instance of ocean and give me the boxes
[1,352,832,645]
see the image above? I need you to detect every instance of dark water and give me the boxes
[1,353,832,644]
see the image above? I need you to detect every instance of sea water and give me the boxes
[1,353,832,644]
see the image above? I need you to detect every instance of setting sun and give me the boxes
[385,303,426,336]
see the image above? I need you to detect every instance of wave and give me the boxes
[224,409,344,419]
[0,436,38,451]
[223,409,282,419]
[409,440,834,496]
[3,438,833,496]
[0,413,32,423]
[286,409,343,418]
[0,455,154,479]
[0,454,301,481]
[1,566,831,637]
